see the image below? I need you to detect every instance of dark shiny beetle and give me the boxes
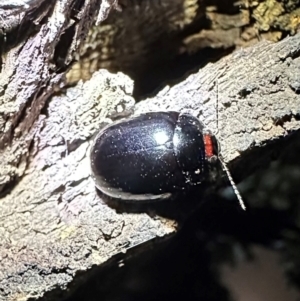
[90,111,221,201]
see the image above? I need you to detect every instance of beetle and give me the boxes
[90,111,246,209]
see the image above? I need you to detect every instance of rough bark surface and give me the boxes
[0,68,178,300]
[0,32,299,301]
[67,0,300,86]
[0,0,122,193]
[135,34,300,164]
[0,1,300,301]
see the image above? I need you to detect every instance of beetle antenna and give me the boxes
[215,80,246,210]
[219,156,246,210]
[216,80,219,135]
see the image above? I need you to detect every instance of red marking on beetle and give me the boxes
[203,134,214,158]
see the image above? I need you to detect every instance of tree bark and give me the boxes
[66,0,300,90]
[0,1,300,300]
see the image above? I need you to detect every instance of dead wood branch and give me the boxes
[0,0,299,300]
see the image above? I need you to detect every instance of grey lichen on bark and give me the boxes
[0,0,300,300]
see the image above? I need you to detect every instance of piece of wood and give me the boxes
[67,0,300,87]
[135,34,300,164]
[0,0,300,300]
[0,32,299,301]
[0,69,177,301]
[0,0,121,193]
